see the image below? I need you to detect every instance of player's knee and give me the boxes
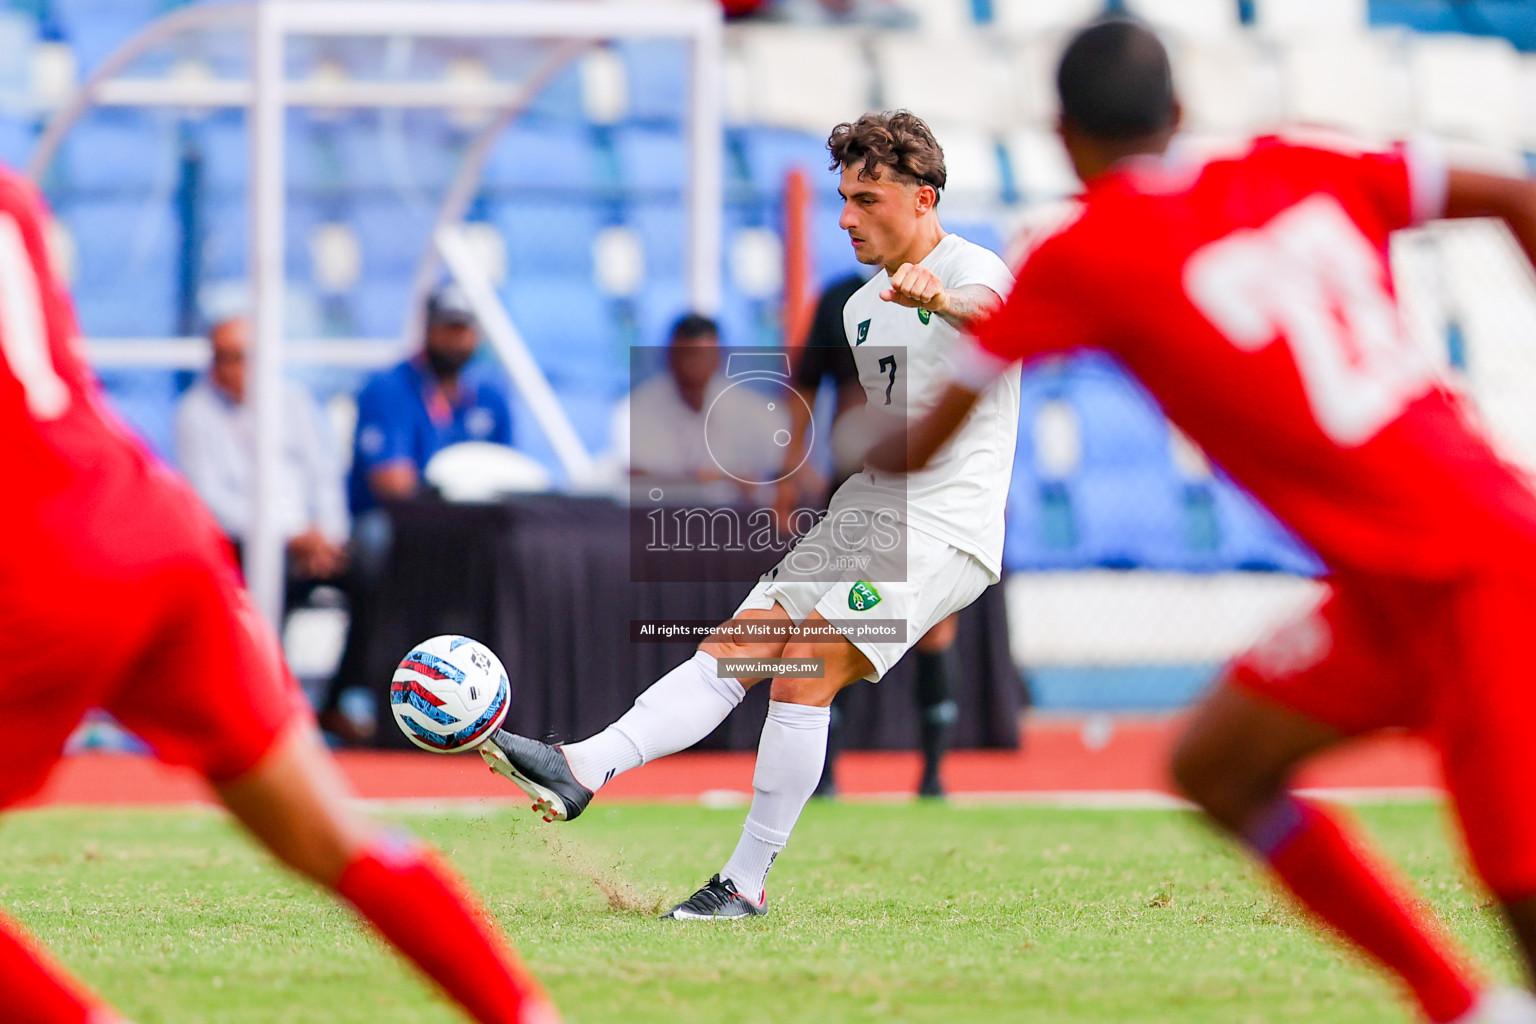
[1171,733,1288,830]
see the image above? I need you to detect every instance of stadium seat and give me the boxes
[1174,35,1279,135]
[1122,0,1241,40]
[482,122,601,193]
[1408,34,1522,151]
[616,39,690,124]
[96,367,181,463]
[622,200,684,282]
[51,4,152,75]
[349,200,435,282]
[737,126,840,200]
[612,124,689,196]
[1070,467,1188,569]
[347,278,413,339]
[870,33,1017,133]
[502,277,623,391]
[1209,478,1323,574]
[1278,34,1409,140]
[991,0,1106,35]
[1005,128,1079,205]
[57,197,178,337]
[926,125,1005,203]
[733,27,873,133]
[0,115,32,169]
[335,115,463,195]
[902,0,981,34]
[1063,358,1170,471]
[1252,0,1369,37]
[60,111,178,192]
[944,219,1005,257]
[491,199,605,281]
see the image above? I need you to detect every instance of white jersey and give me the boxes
[834,232,1020,581]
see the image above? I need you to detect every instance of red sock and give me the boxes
[1248,795,1478,1023]
[336,834,555,1024]
[0,910,112,1024]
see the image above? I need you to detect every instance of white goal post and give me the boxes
[28,0,726,627]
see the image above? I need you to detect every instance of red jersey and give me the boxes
[0,167,166,530]
[969,135,1536,580]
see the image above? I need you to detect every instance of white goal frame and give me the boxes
[28,0,726,626]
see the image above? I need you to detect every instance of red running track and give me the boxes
[20,716,1442,808]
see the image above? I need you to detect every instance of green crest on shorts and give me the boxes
[917,308,931,325]
[848,581,881,611]
[855,319,870,346]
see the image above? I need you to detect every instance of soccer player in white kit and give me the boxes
[480,110,1020,919]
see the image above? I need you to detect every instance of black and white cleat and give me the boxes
[660,874,767,921]
[479,730,594,822]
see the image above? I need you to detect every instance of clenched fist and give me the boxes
[879,262,948,314]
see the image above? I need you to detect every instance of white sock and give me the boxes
[561,650,745,792]
[719,700,830,901]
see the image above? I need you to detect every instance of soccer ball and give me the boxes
[389,635,511,753]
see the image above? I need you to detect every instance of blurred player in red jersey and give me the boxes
[870,18,1536,1024]
[0,168,558,1023]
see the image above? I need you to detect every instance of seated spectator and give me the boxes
[616,313,788,502]
[174,313,349,603]
[348,285,514,514]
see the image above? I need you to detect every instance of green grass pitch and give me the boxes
[0,800,1521,1023]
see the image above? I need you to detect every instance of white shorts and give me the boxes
[732,519,992,682]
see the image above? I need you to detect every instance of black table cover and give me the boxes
[349,496,1027,751]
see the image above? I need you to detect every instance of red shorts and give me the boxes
[0,463,310,809]
[1229,570,1536,901]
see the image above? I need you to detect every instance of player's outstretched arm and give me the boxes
[1443,169,1536,272]
[880,263,1002,331]
[864,382,982,474]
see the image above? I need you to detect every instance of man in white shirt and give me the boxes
[617,313,789,502]
[175,315,349,599]
[479,110,1018,919]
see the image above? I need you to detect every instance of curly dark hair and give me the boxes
[827,110,946,202]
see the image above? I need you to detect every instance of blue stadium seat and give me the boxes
[633,279,689,350]
[738,128,839,200]
[347,278,412,339]
[490,199,604,280]
[60,111,177,192]
[336,115,462,194]
[199,196,335,289]
[612,125,688,196]
[96,367,180,463]
[1209,477,1323,574]
[482,122,600,192]
[1062,359,1170,471]
[52,4,154,75]
[946,219,1006,257]
[197,115,347,195]
[502,278,623,391]
[523,62,585,123]
[349,199,434,280]
[624,200,685,280]
[1070,467,1187,569]
[812,198,863,282]
[616,40,690,123]
[0,115,33,170]
[58,197,178,336]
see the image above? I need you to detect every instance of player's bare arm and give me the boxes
[865,381,981,474]
[880,267,1002,331]
[1444,169,1536,269]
